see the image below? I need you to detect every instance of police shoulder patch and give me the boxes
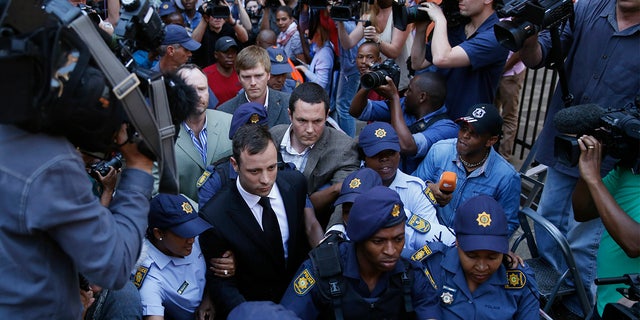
[133,265,149,288]
[293,268,316,296]
[423,187,437,205]
[505,269,526,289]
[196,170,211,188]
[407,213,431,233]
[424,267,437,290]
[411,244,434,262]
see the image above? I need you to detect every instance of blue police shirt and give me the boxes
[280,241,441,320]
[358,97,459,174]
[420,245,539,320]
[412,138,521,235]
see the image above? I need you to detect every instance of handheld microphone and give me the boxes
[438,171,457,194]
[553,104,604,134]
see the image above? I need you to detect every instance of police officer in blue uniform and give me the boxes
[281,186,441,320]
[411,195,539,320]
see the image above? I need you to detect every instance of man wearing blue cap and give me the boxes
[412,195,539,319]
[134,193,222,320]
[266,46,297,93]
[281,186,440,319]
[413,103,521,235]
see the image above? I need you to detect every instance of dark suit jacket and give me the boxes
[198,170,310,317]
[217,88,291,127]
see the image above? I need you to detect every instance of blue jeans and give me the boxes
[334,72,360,138]
[84,281,142,320]
[535,167,603,317]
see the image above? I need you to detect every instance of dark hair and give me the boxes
[358,40,381,56]
[413,72,447,108]
[502,253,513,268]
[232,124,274,166]
[275,5,293,18]
[288,82,330,115]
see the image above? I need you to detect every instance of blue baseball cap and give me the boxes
[267,46,293,75]
[229,102,268,139]
[215,36,238,52]
[162,24,201,51]
[149,194,212,238]
[454,195,509,254]
[358,122,400,157]
[228,301,300,320]
[334,168,383,206]
[455,103,503,136]
[158,1,177,17]
[347,186,406,242]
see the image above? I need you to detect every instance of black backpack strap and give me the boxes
[309,238,345,320]
[408,113,449,134]
[400,260,414,313]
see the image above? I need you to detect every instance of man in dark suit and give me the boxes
[270,82,360,227]
[217,45,291,127]
[198,124,311,317]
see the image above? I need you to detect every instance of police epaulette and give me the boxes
[410,244,435,262]
[407,213,431,234]
[505,269,526,289]
[132,265,149,289]
[196,170,211,188]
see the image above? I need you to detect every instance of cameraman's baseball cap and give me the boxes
[267,46,292,75]
[358,122,400,157]
[347,186,406,243]
[149,194,212,238]
[229,102,268,139]
[455,103,503,136]
[454,195,509,254]
[158,1,177,17]
[335,168,383,206]
[163,24,201,51]
[215,36,238,52]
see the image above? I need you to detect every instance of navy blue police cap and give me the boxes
[149,194,212,238]
[358,122,400,157]
[347,186,406,242]
[229,102,269,139]
[334,168,383,206]
[454,195,509,254]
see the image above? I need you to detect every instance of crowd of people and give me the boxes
[0,0,638,319]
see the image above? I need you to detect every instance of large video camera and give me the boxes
[361,59,401,89]
[0,0,180,193]
[392,0,468,31]
[554,101,640,168]
[329,0,369,21]
[199,0,231,18]
[493,0,573,51]
[595,274,640,320]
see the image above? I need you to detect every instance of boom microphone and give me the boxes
[438,171,457,194]
[553,104,605,134]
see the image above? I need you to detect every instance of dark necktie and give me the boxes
[258,196,285,263]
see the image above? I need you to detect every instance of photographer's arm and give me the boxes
[519,34,543,69]
[106,0,120,26]
[192,16,208,43]
[237,0,253,33]
[366,24,412,60]
[376,77,417,155]
[573,135,640,258]
[410,18,431,70]
[260,6,272,31]
[223,1,249,43]
[349,87,371,118]
[422,4,470,67]
[335,20,365,50]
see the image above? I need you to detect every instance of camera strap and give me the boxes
[45,1,179,193]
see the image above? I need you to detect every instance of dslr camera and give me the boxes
[329,0,368,21]
[392,0,467,31]
[361,59,401,90]
[595,274,640,320]
[555,103,640,169]
[90,153,124,177]
[200,0,231,18]
[494,0,574,51]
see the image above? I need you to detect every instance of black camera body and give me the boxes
[595,274,640,320]
[361,59,401,90]
[329,0,368,21]
[91,153,124,177]
[115,0,165,51]
[494,0,573,51]
[200,0,231,18]
[265,0,283,9]
[392,0,467,31]
[555,105,640,168]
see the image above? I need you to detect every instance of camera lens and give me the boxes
[361,71,386,90]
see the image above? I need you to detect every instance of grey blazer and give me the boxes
[217,89,291,127]
[175,110,233,201]
[270,124,360,194]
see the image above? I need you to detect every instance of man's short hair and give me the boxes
[413,72,447,108]
[235,45,271,74]
[232,124,274,166]
[176,63,205,77]
[358,40,381,56]
[288,82,330,115]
